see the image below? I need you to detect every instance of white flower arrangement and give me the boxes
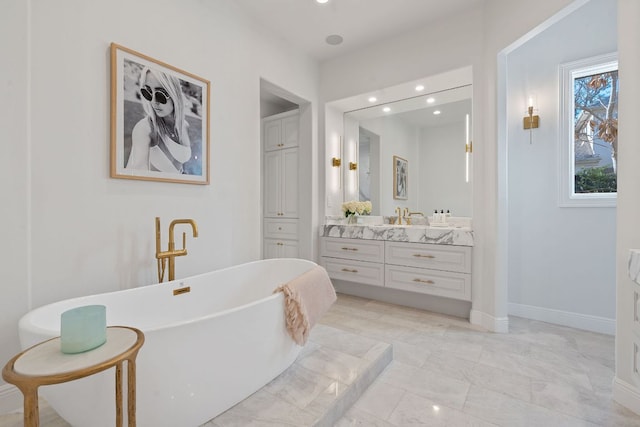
[342,200,372,217]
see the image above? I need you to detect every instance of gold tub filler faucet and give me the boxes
[155,217,198,283]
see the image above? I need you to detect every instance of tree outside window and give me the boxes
[559,53,617,207]
[573,68,618,194]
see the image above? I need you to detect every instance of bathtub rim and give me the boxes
[19,258,318,340]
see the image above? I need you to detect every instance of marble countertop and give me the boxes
[320,224,474,246]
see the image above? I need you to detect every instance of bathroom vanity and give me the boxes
[320,222,473,306]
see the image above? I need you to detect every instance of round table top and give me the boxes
[12,326,143,377]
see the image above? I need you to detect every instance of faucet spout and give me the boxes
[155,217,199,283]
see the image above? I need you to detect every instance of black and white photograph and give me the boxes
[393,155,408,200]
[110,43,210,184]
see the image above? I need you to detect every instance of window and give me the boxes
[559,53,618,207]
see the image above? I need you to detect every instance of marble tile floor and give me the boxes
[3,293,640,426]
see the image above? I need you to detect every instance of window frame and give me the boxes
[558,52,618,208]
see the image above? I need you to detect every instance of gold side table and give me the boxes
[2,326,144,427]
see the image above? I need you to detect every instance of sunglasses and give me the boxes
[140,86,171,104]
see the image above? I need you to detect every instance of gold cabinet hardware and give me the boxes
[332,157,342,167]
[349,162,358,170]
[413,254,435,259]
[341,268,359,273]
[413,278,435,284]
[277,242,284,246]
[341,247,359,251]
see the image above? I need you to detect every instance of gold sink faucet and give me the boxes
[155,217,199,282]
[395,207,403,225]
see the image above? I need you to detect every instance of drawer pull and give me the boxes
[341,247,359,251]
[278,227,282,230]
[413,254,435,259]
[413,278,435,285]
[341,268,359,273]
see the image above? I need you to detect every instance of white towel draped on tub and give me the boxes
[274,265,337,345]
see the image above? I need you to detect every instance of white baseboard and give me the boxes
[0,384,21,415]
[470,309,509,333]
[613,377,640,416]
[508,302,615,335]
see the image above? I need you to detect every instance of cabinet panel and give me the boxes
[385,264,471,301]
[385,242,471,273]
[281,115,299,149]
[264,218,298,239]
[263,151,281,217]
[321,257,385,287]
[264,238,299,259]
[264,119,282,151]
[263,148,298,218]
[321,237,384,263]
[281,148,299,218]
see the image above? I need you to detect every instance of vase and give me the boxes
[347,215,357,224]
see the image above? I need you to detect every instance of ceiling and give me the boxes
[235,0,484,62]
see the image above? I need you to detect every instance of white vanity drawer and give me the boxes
[321,257,385,287]
[264,218,298,239]
[385,264,471,301]
[385,241,471,274]
[320,237,384,263]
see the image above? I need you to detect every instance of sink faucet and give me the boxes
[395,207,403,225]
[155,217,199,282]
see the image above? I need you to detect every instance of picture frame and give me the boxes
[393,155,408,200]
[110,43,210,184]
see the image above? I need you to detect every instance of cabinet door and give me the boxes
[263,239,280,259]
[263,150,281,217]
[280,148,298,218]
[281,115,299,149]
[264,119,282,151]
[281,240,299,258]
[263,238,298,259]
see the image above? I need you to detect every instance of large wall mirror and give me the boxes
[343,84,473,217]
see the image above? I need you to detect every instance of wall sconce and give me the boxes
[523,96,539,144]
[332,157,341,167]
[349,162,358,170]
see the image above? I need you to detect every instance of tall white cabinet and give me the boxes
[262,110,299,258]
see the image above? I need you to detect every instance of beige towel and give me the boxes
[274,265,337,345]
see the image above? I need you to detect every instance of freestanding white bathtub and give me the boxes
[18,258,317,427]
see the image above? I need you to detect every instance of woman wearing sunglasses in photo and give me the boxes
[127,66,191,173]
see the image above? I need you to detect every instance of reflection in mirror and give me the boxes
[345,85,472,217]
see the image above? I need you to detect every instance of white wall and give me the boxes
[0,0,30,410]
[0,0,318,394]
[506,0,617,332]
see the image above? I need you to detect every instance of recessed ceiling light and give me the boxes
[415,85,425,92]
[325,34,343,45]
[433,110,441,115]
[383,107,391,113]
[426,97,435,104]
[316,0,329,3]
[368,96,377,103]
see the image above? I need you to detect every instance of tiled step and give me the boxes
[206,324,393,426]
